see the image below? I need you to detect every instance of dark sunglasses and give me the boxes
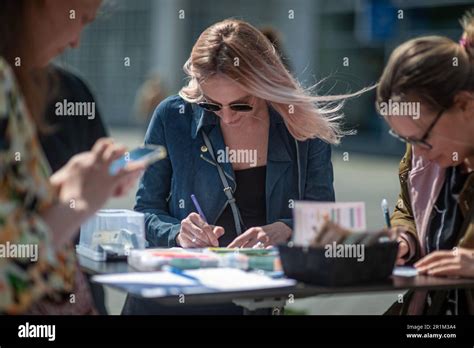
[388,108,445,150]
[198,101,253,113]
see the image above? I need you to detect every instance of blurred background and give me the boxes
[56,0,474,314]
[58,0,474,154]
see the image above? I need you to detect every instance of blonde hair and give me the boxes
[179,19,370,144]
[377,9,474,111]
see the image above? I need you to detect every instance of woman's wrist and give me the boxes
[270,222,292,244]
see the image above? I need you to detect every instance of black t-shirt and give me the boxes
[424,165,473,315]
[39,66,109,243]
[38,65,108,315]
[215,166,267,246]
[39,65,108,173]
[426,165,470,253]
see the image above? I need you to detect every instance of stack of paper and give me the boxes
[92,268,295,297]
[185,268,295,291]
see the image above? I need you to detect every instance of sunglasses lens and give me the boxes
[230,104,253,112]
[199,103,221,112]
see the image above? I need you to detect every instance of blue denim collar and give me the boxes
[192,101,292,180]
[191,104,217,139]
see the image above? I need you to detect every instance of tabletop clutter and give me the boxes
[79,204,400,290]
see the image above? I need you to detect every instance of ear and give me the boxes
[453,91,474,113]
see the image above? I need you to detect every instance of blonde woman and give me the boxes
[135,18,367,250]
[125,18,367,315]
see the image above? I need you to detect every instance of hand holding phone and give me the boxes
[109,145,167,175]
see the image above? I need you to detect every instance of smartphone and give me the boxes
[109,145,167,175]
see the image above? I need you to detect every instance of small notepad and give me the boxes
[392,266,418,277]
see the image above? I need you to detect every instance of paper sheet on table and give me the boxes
[92,268,295,292]
[293,201,367,246]
[92,272,195,286]
[393,266,418,277]
[185,268,296,291]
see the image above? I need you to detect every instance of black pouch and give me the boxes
[278,241,398,286]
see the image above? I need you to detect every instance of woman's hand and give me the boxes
[176,213,224,248]
[44,138,145,247]
[50,138,145,215]
[389,226,412,266]
[396,238,410,266]
[227,222,292,248]
[415,248,474,278]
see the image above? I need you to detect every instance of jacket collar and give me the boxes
[192,102,292,165]
[192,102,294,223]
[191,104,218,139]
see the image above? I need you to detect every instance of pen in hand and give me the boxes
[191,194,208,223]
[189,194,221,247]
[381,198,391,229]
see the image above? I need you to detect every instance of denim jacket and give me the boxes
[135,95,335,247]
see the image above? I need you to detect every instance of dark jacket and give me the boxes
[135,95,335,247]
[40,65,108,172]
[389,145,474,314]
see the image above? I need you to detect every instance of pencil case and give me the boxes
[278,240,398,286]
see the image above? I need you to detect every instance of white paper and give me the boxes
[93,268,295,293]
[293,201,367,246]
[92,268,296,293]
[92,272,195,286]
[185,268,296,291]
[392,266,418,277]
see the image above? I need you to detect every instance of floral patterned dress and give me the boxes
[0,57,94,314]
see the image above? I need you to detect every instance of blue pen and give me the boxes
[191,194,208,223]
[381,198,392,228]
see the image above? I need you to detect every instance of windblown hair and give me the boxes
[179,19,370,144]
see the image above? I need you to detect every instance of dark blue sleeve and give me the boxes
[134,100,181,247]
[304,138,335,202]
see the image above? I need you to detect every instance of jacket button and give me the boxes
[201,145,208,153]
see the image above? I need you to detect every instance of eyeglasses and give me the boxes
[388,108,445,150]
[198,101,253,113]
